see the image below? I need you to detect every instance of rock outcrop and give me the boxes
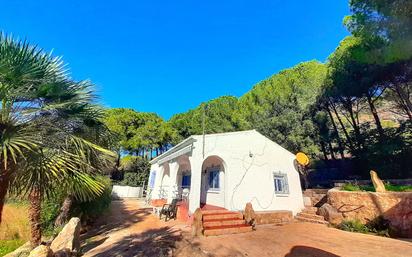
[243,202,256,227]
[191,208,203,236]
[370,170,386,193]
[28,245,52,257]
[317,203,343,225]
[50,217,81,255]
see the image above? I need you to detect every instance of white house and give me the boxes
[148,130,304,216]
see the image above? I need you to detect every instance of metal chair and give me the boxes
[159,198,179,221]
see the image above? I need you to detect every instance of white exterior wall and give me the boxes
[149,130,305,215]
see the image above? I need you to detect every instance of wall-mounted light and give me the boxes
[249,151,253,158]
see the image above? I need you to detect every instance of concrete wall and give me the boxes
[112,185,143,198]
[328,189,412,237]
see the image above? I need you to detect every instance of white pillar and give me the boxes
[167,161,179,203]
[188,155,202,214]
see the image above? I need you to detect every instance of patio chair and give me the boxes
[159,198,179,221]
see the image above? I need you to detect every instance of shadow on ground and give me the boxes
[80,200,152,253]
[285,246,340,257]
[92,226,182,257]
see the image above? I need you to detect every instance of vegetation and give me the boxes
[341,183,412,192]
[337,218,390,237]
[0,239,25,257]
[0,33,115,248]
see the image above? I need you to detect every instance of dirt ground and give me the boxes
[81,199,412,257]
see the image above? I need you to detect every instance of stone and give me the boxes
[370,170,386,193]
[327,188,412,237]
[303,196,312,207]
[28,245,52,257]
[50,217,81,255]
[4,242,32,257]
[317,203,343,225]
[191,208,203,236]
[243,202,256,227]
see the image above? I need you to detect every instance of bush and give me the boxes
[337,218,390,237]
[341,182,412,192]
[118,173,145,187]
[71,176,112,222]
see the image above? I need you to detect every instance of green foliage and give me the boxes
[118,173,145,187]
[103,108,178,156]
[71,176,112,221]
[345,0,412,63]
[0,239,25,257]
[169,96,245,140]
[239,61,327,155]
[341,183,412,192]
[338,218,390,237]
[117,156,150,186]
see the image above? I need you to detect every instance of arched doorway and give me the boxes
[176,156,191,201]
[159,163,170,199]
[200,155,226,208]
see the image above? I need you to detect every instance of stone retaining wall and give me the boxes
[254,210,293,225]
[303,189,328,207]
[328,189,412,237]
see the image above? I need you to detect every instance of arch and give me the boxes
[159,163,170,199]
[176,155,192,200]
[200,155,227,208]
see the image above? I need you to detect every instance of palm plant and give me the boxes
[0,33,115,247]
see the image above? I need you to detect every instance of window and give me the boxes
[149,171,156,188]
[273,173,289,194]
[208,170,220,190]
[182,174,191,188]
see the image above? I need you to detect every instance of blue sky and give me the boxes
[1,1,349,119]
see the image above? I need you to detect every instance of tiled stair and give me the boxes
[295,207,329,225]
[202,209,253,236]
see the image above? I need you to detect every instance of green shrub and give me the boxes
[71,176,112,222]
[338,218,390,237]
[0,239,25,257]
[118,172,145,187]
[338,219,370,233]
[41,191,66,236]
[341,182,412,192]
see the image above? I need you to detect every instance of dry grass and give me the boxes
[0,203,30,241]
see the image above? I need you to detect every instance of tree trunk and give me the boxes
[325,104,346,159]
[366,94,384,138]
[393,84,412,120]
[54,195,73,227]
[330,101,355,151]
[328,141,336,160]
[29,187,42,248]
[0,164,13,224]
[346,102,363,149]
[320,141,329,161]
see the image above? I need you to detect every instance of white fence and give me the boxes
[111,185,143,198]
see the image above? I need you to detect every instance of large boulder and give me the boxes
[191,208,203,236]
[317,203,343,225]
[28,245,52,257]
[243,202,256,227]
[50,217,81,255]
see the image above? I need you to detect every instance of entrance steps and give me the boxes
[202,209,253,236]
[295,207,329,225]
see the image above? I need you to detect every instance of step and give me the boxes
[203,224,253,236]
[302,207,318,214]
[203,218,246,227]
[201,209,230,215]
[203,212,243,221]
[295,216,329,225]
[296,212,325,221]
